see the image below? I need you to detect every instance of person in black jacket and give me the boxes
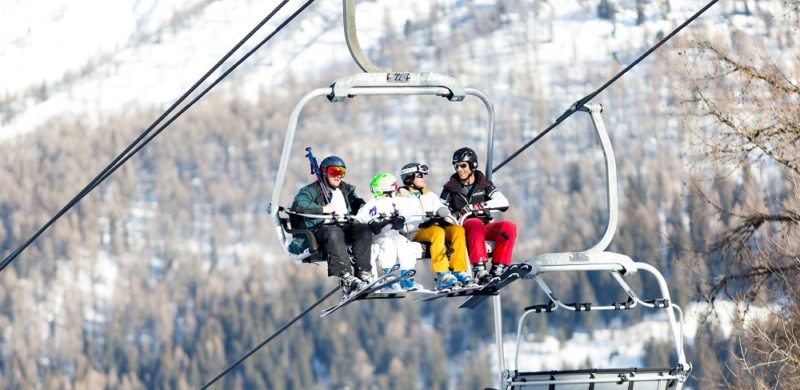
[290,155,373,294]
[440,147,517,285]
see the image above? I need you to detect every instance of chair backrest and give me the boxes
[272,207,326,263]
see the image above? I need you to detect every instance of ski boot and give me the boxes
[453,270,475,287]
[379,268,402,293]
[398,270,423,291]
[359,271,375,284]
[434,271,457,290]
[490,263,508,279]
[472,263,493,285]
[339,272,365,296]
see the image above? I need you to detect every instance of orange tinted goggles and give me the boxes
[326,166,346,178]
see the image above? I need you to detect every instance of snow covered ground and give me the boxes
[0,0,744,141]
[2,0,788,383]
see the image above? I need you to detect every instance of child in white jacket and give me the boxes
[355,172,424,291]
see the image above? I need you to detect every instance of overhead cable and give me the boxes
[201,286,339,389]
[0,0,316,273]
[492,0,719,173]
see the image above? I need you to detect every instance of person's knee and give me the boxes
[449,226,465,239]
[319,226,344,242]
[428,227,445,242]
[352,223,372,240]
[463,218,483,230]
[506,222,517,234]
[501,222,517,239]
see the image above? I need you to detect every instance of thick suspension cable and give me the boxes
[201,286,339,389]
[492,0,719,173]
[81,0,317,201]
[0,0,315,273]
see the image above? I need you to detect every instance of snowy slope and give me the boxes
[1,0,789,385]
[1,0,760,141]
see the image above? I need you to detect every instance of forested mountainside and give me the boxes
[1,0,798,388]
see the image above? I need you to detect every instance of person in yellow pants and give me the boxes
[396,162,473,289]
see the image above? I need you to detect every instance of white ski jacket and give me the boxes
[396,187,455,235]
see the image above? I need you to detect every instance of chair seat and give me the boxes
[526,251,637,277]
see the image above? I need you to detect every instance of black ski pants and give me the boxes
[315,223,373,278]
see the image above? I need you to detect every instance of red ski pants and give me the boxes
[463,218,517,266]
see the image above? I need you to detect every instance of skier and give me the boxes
[396,162,472,290]
[290,155,374,295]
[355,172,424,291]
[440,147,517,285]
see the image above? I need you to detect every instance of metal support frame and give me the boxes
[511,260,690,388]
[581,104,618,253]
[499,105,691,389]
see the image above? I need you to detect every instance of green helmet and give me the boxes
[370,172,398,197]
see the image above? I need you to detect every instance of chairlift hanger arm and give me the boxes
[328,72,466,101]
[343,0,387,73]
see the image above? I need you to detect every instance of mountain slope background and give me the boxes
[1,0,798,388]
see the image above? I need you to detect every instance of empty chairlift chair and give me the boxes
[501,104,691,389]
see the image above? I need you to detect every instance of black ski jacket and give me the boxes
[440,170,507,214]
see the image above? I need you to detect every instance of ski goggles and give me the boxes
[400,164,429,177]
[325,166,346,178]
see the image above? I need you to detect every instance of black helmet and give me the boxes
[320,155,346,169]
[452,147,478,170]
[399,162,429,185]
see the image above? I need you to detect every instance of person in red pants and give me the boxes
[440,147,517,285]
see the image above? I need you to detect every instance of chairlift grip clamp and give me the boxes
[568,302,592,311]
[523,300,555,313]
[327,73,467,102]
[612,297,634,310]
[645,298,670,308]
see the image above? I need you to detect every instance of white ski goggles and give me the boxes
[400,164,429,176]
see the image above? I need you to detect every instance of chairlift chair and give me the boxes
[268,0,498,264]
[496,104,691,389]
[267,72,497,262]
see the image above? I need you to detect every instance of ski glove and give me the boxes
[460,202,484,216]
[368,218,393,234]
[391,215,406,230]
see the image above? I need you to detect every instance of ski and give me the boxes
[360,270,421,299]
[320,264,405,317]
[360,291,406,299]
[415,283,486,302]
[403,289,438,300]
[458,263,533,309]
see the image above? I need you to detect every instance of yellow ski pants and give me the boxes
[413,225,468,273]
